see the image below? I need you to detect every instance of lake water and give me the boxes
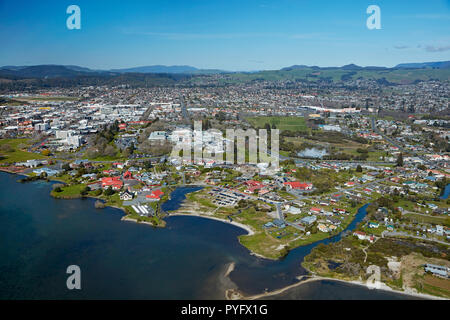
[297,148,328,159]
[0,172,414,299]
[440,184,450,200]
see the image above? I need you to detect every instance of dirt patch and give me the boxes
[400,252,450,297]
[424,275,450,292]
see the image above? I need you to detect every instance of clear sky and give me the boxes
[0,0,449,71]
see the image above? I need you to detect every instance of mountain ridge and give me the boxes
[1,60,449,79]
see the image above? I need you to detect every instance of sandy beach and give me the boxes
[239,275,447,300]
[121,215,157,227]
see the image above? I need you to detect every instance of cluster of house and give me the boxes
[208,188,249,207]
[283,181,313,191]
[353,231,376,243]
[424,264,449,278]
[0,100,150,152]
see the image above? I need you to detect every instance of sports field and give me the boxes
[247,116,308,132]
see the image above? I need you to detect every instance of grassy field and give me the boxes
[0,138,48,164]
[51,184,87,199]
[403,213,450,227]
[247,116,308,132]
[284,135,387,161]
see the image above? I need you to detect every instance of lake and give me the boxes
[0,172,414,299]
[297,148,328,159]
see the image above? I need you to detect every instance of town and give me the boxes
[0,76,449,298]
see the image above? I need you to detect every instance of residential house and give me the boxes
[101,177,123,190]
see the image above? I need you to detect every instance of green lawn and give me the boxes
[51,184,87,199]
[0,138,48,164]
[247,116,308,132]
[403,213,450,227]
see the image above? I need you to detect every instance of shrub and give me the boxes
[0,144,14,153]
[94,200,105,209]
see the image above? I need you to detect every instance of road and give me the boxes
[276,202,284,221]
[179,95,190,122]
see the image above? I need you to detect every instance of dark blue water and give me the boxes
[225,204,370,293]
[0,173,245,299]
[0,172,412,299]
[440,184,450,200]
[161,187,203,212]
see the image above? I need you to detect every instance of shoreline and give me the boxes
[5,171,160,228]
[3,171,448,300]
[121,215,162,227]
[239,275,447,300]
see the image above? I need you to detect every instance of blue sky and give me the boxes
[0,0,449,70]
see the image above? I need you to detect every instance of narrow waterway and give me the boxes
[440,183,450,200]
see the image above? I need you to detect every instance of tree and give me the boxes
[81,186,90,196]
[356,148,368,154]
[62,163,71,171]
[356,165,363,172]
[104,145,117,157]
[143,160,152,169]
[52,183,64,193]
[92,189,103,196]
[104,187,114,196]
[95,200,105,209]
[122,148,132,158]
[396,153,404,167]
[417,164,426,171]
[0,144,13,153]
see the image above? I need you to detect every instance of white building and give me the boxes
[148,131,168,141]
[34,123,50,132]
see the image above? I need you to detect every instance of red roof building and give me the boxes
[284,182,313,190]
[245,180,264,193]
[310,207,322,214]
[123,171,133,179]
[146,189,164,200]
[245,180,264,188]
[101,177,123,190]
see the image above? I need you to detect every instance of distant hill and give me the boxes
[0,64,228,78]
[0,65,112,79]
[281,65,313,71]
[282,64,390,71]
[110,65,227,74]
[394,61,450,69]
[110,65,197,74]
[0,61,449,88]
[202,64,450,85]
